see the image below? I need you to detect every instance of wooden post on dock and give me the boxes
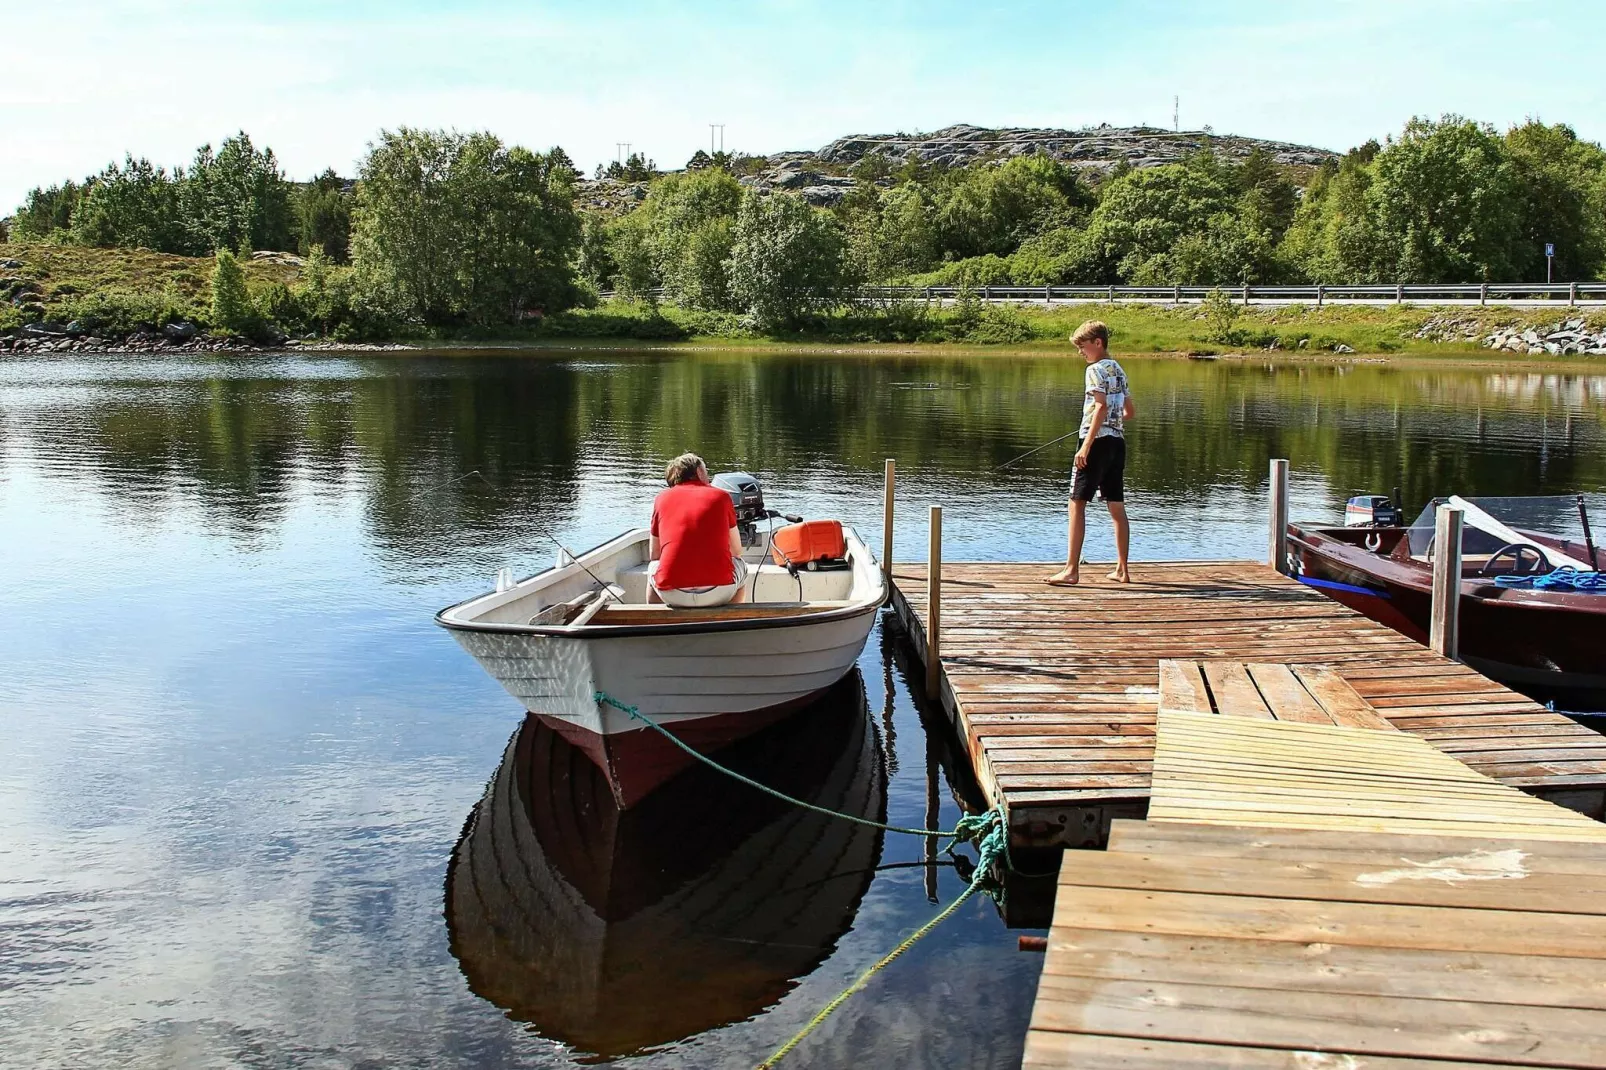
[1431,504,1464,660]
[882,459,895,594]
[926,505,943,697]
[1267,458,1290,575]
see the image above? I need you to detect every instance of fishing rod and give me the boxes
[992,430,1080,471]
[405,468,624,602]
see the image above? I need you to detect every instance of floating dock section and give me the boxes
[888,561,1606,849]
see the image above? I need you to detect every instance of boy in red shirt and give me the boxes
[649,453,749,606]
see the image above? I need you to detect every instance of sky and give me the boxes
[4,0,1604,209]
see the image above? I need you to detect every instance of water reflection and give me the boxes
[445,672,885,1061]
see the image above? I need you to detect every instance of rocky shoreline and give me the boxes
[0,322,414,355]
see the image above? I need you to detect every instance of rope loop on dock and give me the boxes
[591,689,1010,1070]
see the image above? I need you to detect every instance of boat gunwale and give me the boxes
[1289,523,1606,614]
[434,526,887,639]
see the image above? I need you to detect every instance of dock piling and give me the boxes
[1267,458,1290,574]
[1430,504,1464,660]
[925,505,942,697]
[881,458,895,593]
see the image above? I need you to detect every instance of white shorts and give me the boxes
[648,557,749,607]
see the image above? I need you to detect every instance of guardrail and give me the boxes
[861,282,1606,306]
[602,283,1606,306]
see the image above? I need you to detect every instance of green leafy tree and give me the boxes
[180,132,294,254]
[1505,121,1606,281]
[296,169,353,262]
[11,181,84,240]
[350,127,583,325]
[211,247,257,334]
[604,212,657,301]
[1085,163,1236,281]
[641,169,744,309]
[1366,116,1523,281]
[934,153,1092,260]
[1233,148,1299,242]
[728,191,848,330]
[70,156,184,250]
[1279,145,1387,282]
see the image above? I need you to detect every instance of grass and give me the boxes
[4,240,1602,357]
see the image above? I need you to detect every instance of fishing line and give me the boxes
[992,429,1080,470]
[405,467,624,602]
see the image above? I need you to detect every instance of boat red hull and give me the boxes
[537,688,831,808]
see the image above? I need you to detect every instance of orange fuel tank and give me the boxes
[770,519,846,567]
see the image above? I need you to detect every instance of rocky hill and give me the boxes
[577,123,1339,211]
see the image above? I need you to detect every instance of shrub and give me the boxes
[211,248,257,334]
[1202,287,1241,342]
[52,289,197,335]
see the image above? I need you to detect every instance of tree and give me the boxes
[11,181,84,240]
[934,153,1093,260]
[1233,148,1299,242]
[640,168,745,309]
[180,132,294,254]
[1084,163,1236,281]
[728,191,848,329]
[211,247,257,334]
[296,169,352,262]
[350,128,583,325]
[1366,116,1523,281]
[1279,145,1388,282]
[70,156,184,251]
[1505,121,1606,281]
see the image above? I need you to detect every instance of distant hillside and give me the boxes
[579,122,1340,211]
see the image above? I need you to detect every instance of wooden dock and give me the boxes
[1024,707,1606,1067]
[888,560,1606,848]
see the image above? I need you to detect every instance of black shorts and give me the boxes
[1071,435,1125,502]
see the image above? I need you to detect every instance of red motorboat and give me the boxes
[1288,494,1606,709]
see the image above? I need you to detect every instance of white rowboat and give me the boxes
[436,525,885,806]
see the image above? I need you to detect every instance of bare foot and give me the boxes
[1107,568,1131,583]
[1045,567,1079,587]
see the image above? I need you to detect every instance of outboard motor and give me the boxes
[711,471,768,548]
[1344,493,1404,528]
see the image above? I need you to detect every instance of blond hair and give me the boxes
[1071,320,1110,346]
[664,452,706,486]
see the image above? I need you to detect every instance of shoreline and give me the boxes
[6,335,1606,373]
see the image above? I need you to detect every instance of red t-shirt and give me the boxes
[651,482,738,589]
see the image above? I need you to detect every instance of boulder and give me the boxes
[162,321,198,341]
[0,258,21,269]
[64,320,85,338]
[798,185,846,207]
[21,323,66,338]
[1332,343,1355,353]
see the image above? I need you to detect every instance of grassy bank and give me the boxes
[4,241,1604,356]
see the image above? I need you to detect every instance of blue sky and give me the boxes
[5,0,1603,209]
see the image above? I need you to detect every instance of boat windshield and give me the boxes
[1406,493,1605,563]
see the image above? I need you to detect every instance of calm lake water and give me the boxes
[3,349,1604,1069]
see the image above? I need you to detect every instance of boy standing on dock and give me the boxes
[1047,320,1134,586]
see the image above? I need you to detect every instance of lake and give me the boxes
[3,349,1603,1069]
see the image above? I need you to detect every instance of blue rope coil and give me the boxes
[1493,567,1606,592]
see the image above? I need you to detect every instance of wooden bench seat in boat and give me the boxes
[587,600,855,626]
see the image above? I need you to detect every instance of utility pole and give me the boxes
[1173,95,1179,132]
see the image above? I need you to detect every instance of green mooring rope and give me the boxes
[595,689,973,840]
[591,690,1008,1069]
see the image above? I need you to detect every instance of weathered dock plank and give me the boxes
[890,561,1606,846]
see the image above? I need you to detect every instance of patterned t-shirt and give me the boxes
[1079,358,1129,439]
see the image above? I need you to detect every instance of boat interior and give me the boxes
[1303,495,1600,580]
[444,528,881,629]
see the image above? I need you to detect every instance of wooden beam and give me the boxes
[1430,505,1463,660]
[881,457,895,595]
[926,505,942,697]
[1267,458,1289,574]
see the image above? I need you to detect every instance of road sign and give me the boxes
[1546,243,1555,257]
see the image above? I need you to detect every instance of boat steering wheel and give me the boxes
[1479,542,1551,577]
